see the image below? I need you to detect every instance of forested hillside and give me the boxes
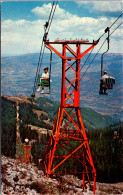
[1,96,123,183]
[30,97,117,130]
[1,98,16,157]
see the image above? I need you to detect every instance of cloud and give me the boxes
[76,1,122,13]
[31,3,51,19]
[31,3,71,20]
[1,19,45,55]
[1,3,123,56]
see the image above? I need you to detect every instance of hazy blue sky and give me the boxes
[1,1,123,56]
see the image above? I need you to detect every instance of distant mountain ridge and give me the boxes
[1,53,123,120]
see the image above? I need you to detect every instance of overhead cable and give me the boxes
[67,47,94,95]
[109,22,122,36]
[80,39,107,81]
[80,47,94,72]
[32,40,45,96]
[31,1,58,97]
[79,13,123,77]
[47,1,58,35]
[109,13,122,29]
[99,13,122,40]
[80,21,122,81]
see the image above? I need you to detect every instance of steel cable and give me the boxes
[79,13,122,78]
[80,21,122,81]
[99,13,122,40]
[66,47,94,95]
[80,40,106,81]
[47,1,58,34]
[31,1,58,97]
[109,22,123,36]
[32,42,45,96]
[47,1,55,25]
[80,47,94,72]
[109,13,122,29]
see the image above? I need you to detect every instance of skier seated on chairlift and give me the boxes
[99,70,115,95]
[37,67,49,93]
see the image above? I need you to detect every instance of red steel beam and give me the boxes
[50,142,85,174]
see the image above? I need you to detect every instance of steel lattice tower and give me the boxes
[44,39,98,194]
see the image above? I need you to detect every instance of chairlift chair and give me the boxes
[37,45,52,94]
[99,77,116,95]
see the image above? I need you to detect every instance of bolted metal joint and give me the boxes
[105,27,110,33]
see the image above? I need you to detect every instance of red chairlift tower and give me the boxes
[22,144,32,163]
[44,39,98,194]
